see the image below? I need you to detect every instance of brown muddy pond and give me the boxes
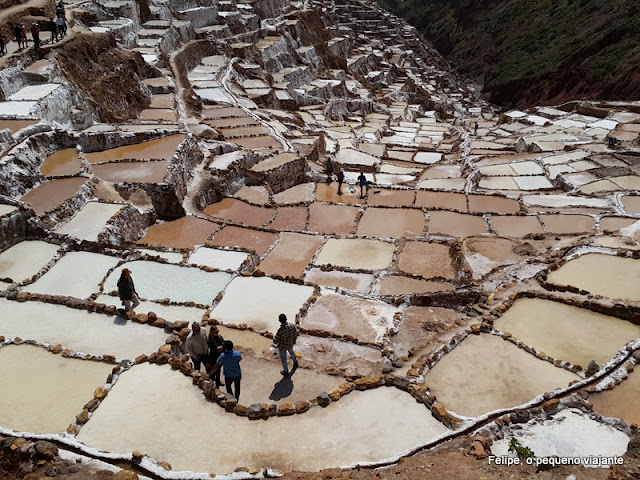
[203,198,275,228]
[0,119,37,133]
[232,135,281,149]
[600,216,638,232]
[308,203,359,235]
[590,370,640,426]
[427,211,488,237]
[539,214,595,234]
[85,134,186,163]
[202,106,246,119]
[356,207,425,238]
[268,206,308,231]
[366,189,415,207]
[138,216,219,249]
[379,276,455,295]
[621,195,640,214]
[139,109,177,122]
[468,195,519,214]
[397,241,455,279]
[415,191,466,211]
[92,160,170,184]
[208,225,277,256]
[206,117,261,129]
[40,148,82,177]
[258,232,323,278]
[20,177,86,215]
[489,215,544,237]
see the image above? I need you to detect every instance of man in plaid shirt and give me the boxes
[274,313,299,376]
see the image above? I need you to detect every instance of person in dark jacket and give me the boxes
[357,171,369,198]
[117,268,140,314]
[48,18,57,43]
[206,340,242,401]
[337,168,345,195]
[205,324,225,388]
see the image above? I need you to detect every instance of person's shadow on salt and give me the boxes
[269,375,294,401]
[113,310,127,325]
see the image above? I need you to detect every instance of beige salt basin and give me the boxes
[273,183,315,205]
[211,276,313,334]
[53,202,123,242]
[92,160,170,184]
[268,206,308,231]
[356,208,425,238]
[258,232,323,278]
[304,268,374,294]
[77,363,449,473]
[20,177,87,216]
[426,333,579,417]
[308,203,359,235]
[85,134,186,163]
[314,238,395,270]
[590,369,640,426]
[397,241,456,279]
[203,198,275,227]
[0,298,168,360]
[0,345,112,434]
[494,298,640,366]
[208,225,277,256]
[546,253,640,301]
[95,294,206,325]
[40,148,82,176]
[138,216,219,250]
[427,211,489,237]
[0,240,59,282]
[621,195,640,214]
[379,276,455,295]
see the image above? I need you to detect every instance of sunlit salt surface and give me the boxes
[77,364,449,473]
[0,240,60,282]
[211,276,313,333]
[546,253,640,301]
[94,294,205,325]
[426,334,578,417]
[104,261,231,305]
[0,205,17,216]
[8,84,61,101]
[187,247,249,271]
[0,345,112,434]
[0,298,168,360]
[53,202,124,241]
[135,249,184,263]
[25,252,120,299]
[314,238,395,270]
[493,298,640,366]
[491,409,629,466]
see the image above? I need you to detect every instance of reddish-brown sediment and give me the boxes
[139,109,178,121]
[40,149,83,177]
[314,183,365,205]
[415,191,466,211]
[489,215,544,237]
[92,160,170,184]
[206,117,261,129]
[20,177,87,215]
[468,194,519,214]
[427,211,488,237]
[308,204,359,234]
[268,206,308,231]
[397,241,456,279]
[0,119,37,133]
[600,216,638,232]
[202,106,246,119]
[538,214,595,234]
[590,370,640,426]
[379,276,455,295]
[366,189,415,207]
[85,134,186,163]
[203,198,275,227]
[138,216,219,249]
[231,136,281,149]
[207,225,277,256]
[258,232,324,278]
[356,207,425,238]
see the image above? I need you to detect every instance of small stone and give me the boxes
[158,344,172,354]
[294,400,310,413]
[277,402,295,416]
[93,386,108,399]
[135,354,148,364]
[103,354,116,363]
[113,471,139,480]
[354,376,383,390]
[76,409,89,424]
[317,392,331,407]
[66,424,80,435]
[51,344,63,354]
[156,461,172,471]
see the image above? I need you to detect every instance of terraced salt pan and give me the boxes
[273,183,315,204]
[0,241,59,282]
[53,202,123,241]
[357,208,425,238]
[590,369,640,426]
[0,345,112,434]
[418,178,466,191]
[92,160,170,183]
[308,204,359,235]
[203,198,275,227]
[336,148,379,166]
[303,292,396,344]
[85,135,186,163]
[492,409,629,464]
[135,249,183,263]
[426,334,579,417]
[314,238,395,270]
[0,299,167,360]
[397,241,456,279]
[78,364,448,473]
[20,177,87,215]
[379,276,455,295]
[547,253,640,301]
[104,261,230,305]
[211,276,313,333]
[209,225,277,256]
[187,247,249,271]
[0,101,36,117]
[8,84,60,101]
[0,205,16,216]
[258,233,324,278]
[139,216,219,249]
[304,268,374,294]
[490,215,543,237]
[25,251,119,299]
[40,148,82,176]
[95,294,205,325]
[494,298,640,366]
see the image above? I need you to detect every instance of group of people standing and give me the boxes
[326,158,371,198]
[10,1,67,52]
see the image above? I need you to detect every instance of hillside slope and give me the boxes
[376,0,640,108]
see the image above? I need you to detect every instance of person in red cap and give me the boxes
[117,268,140,315]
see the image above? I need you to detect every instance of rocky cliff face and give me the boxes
[376,0,640,108]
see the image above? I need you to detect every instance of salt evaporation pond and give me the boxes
[0,345,112,434]
[40,148,82,176]
[94,294,205,325]
[53,202,123,241]
[546,253,640,301]
[187,247,249,271]
[85,134,186,163]
[425,334,578,417]
[77,363,449,473]
[0,240,59,282]
[590,370,640,426]
[19,177,87,215]
[104,261,231,305]
[0,298,168,360]
[492,409,629,466]
[314,238,395,270]
[0,205,17,216]
[212,276,313,333]
[25,251,120,299]
[494,298,640,366]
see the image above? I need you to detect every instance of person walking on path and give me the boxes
[325,158,334,184]
[185,322,209,372]
[117,268,140,314]
[48,18,57,43]
[20,24,28,50]
[0,35,5,56]
[56,16,67,37]
[206,340,242,400]
[273,313,299,377]
[30,23,40,50]
[474,121,478,136]
[357,171,368,198]
[205,324,225,388]
[337,168,345,195]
